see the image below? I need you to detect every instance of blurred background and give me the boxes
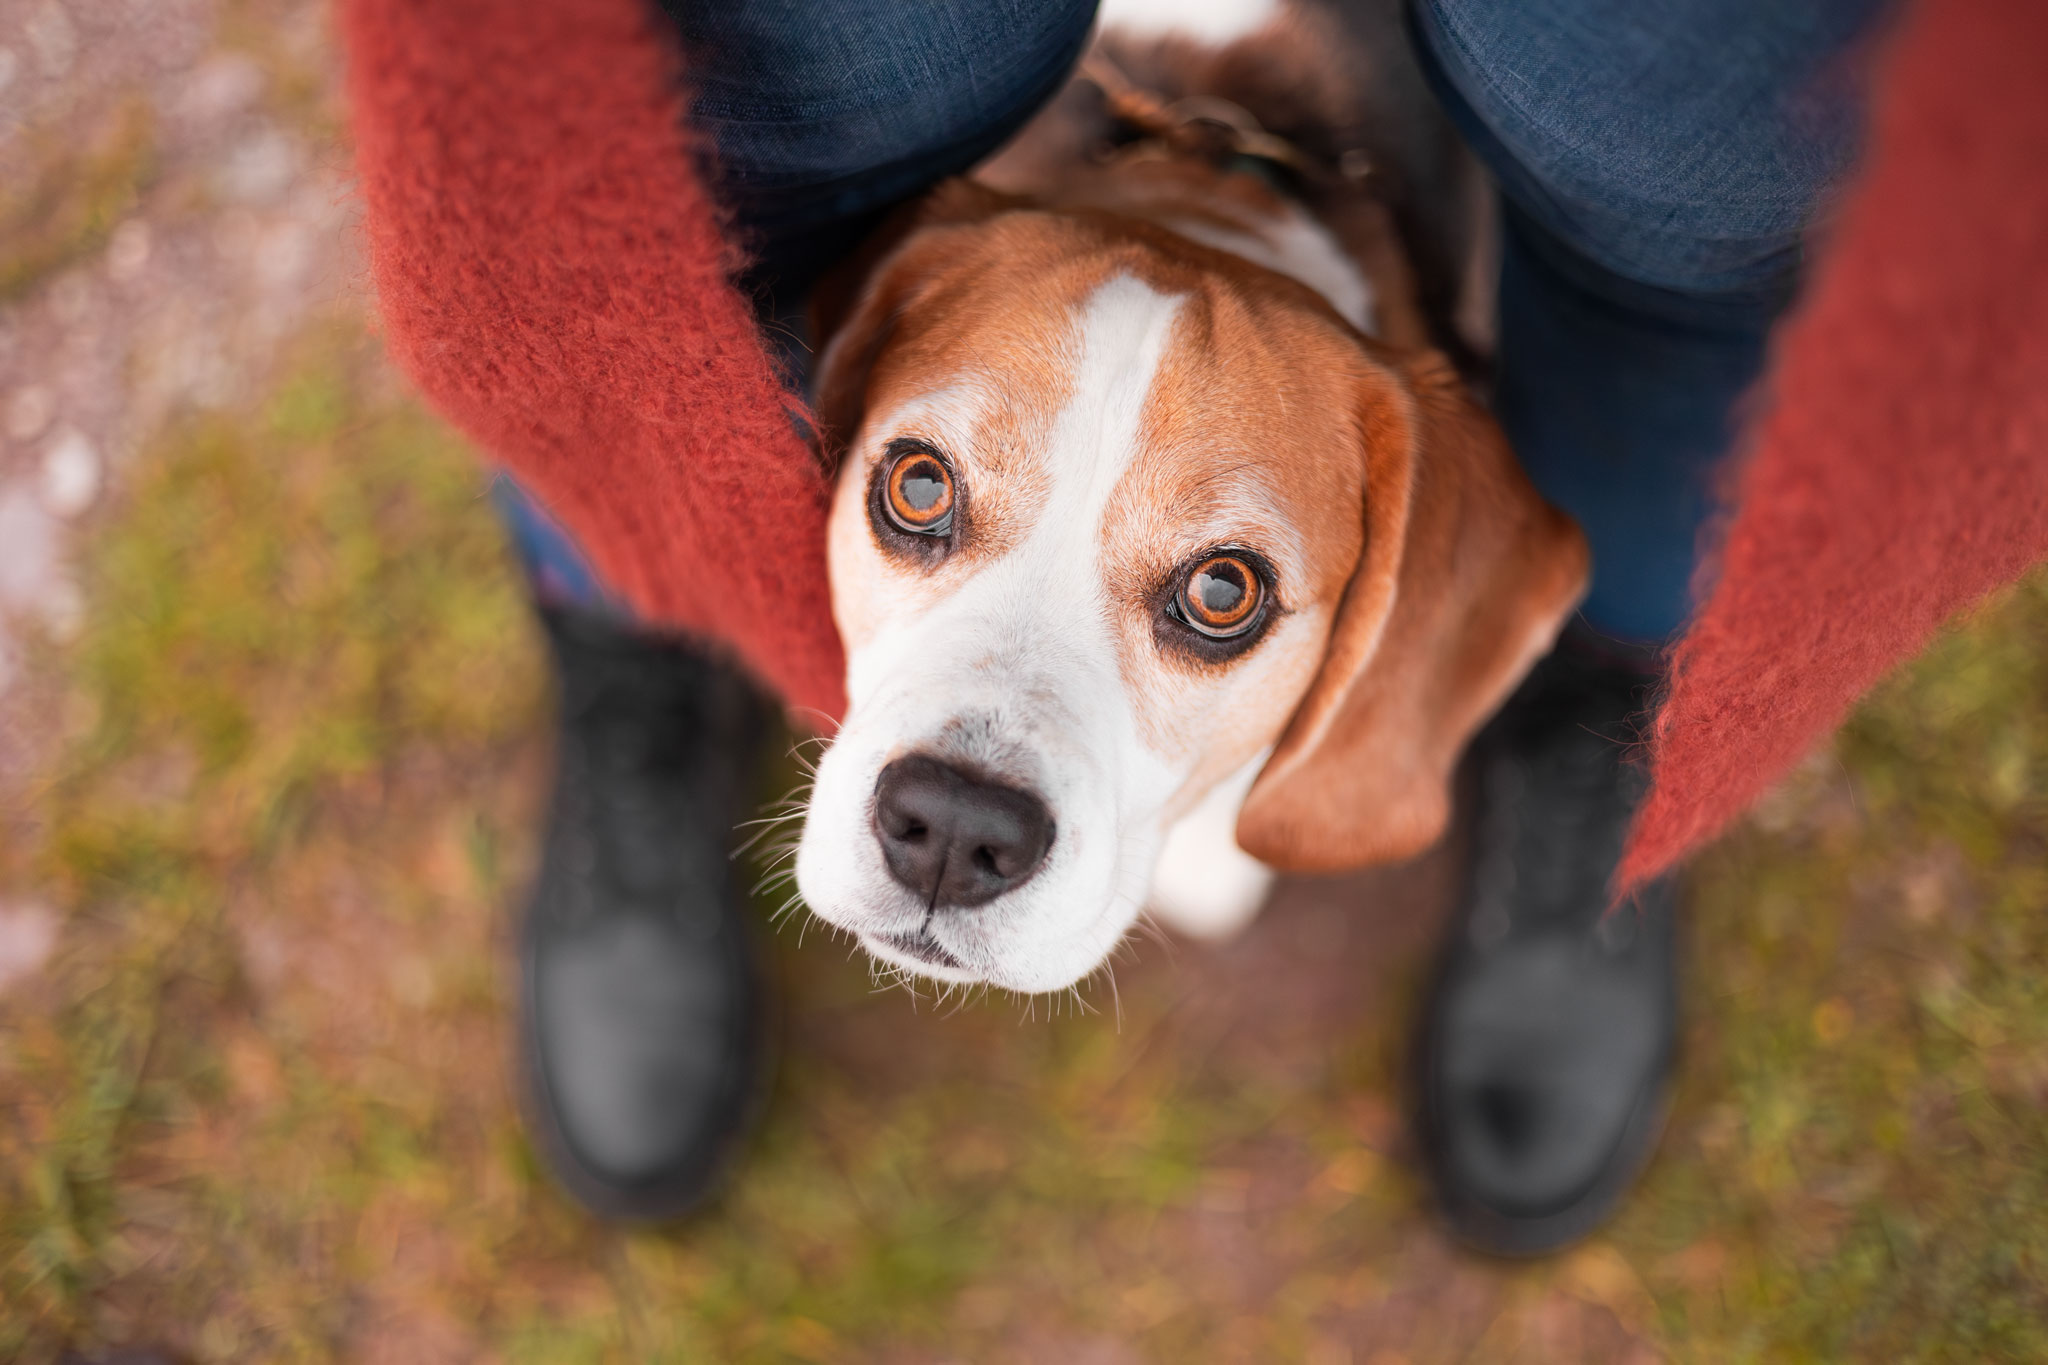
[2,1,2045,1361]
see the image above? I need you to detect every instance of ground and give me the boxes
[2,3,2045,1362]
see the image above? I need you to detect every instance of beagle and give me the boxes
[793,0,1589,994]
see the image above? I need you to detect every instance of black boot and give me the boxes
[519,606,774,1222]
[1415,632,1679,1256]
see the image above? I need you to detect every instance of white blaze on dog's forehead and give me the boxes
[1098,0,1282,45]
[1038,272,1188,546]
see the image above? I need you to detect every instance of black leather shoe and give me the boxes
[1416,633,1679,1256]
[520,606,774,1222]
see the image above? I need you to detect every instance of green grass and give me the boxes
[1,317,2044,1362]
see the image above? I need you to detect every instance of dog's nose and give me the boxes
[872,755,1054,907]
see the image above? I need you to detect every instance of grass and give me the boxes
[0,316,2043,1362]
[1623,592,2048,1359]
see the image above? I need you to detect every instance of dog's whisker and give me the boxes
[870,962,927,1010]
[732,801,808,830]
[732,811,806,842]
[749,864,799,896]
[756,837,803,864]
[730,818,806,858]
[1129,908,1178,960]
[754,861,798,887]
[1096,960,1126,1032]
[729,785,813,857]
[782,707,840,743]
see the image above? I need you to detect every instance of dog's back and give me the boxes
[976,0,1491,358]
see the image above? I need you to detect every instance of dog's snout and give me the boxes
[872,755,1054,908]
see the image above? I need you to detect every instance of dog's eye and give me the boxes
[883,448,955,536]
[1158,547,1279,661]
[1177,554,1263,638]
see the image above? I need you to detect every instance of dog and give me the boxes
[793,0,1590,995]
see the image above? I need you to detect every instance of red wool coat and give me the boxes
[341,0,2048,894]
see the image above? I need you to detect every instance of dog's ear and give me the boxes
[1236,353,1590,871]
[810,178,1022,462]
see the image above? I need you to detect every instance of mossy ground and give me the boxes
[1,320,2043,1362]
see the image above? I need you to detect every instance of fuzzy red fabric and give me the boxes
[343,0,2048,880]
[1615,0,2048,892]
[340,0,845,721]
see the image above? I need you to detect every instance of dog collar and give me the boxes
[1076,51,1376,199]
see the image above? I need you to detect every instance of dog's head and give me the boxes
[794,182,1587,993]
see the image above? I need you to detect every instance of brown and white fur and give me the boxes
[793,0,1588,995]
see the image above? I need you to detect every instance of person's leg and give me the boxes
[1404,0,1892,1253]
[660,0,1101,318]
[517,0,1099,1221]
[1418,0,1888,641]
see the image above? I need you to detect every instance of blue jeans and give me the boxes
[656,0,1097,308]
[1412,0,1891,639]
[509,0,1886,642]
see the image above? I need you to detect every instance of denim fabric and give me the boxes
[1411,0,1892,639]
[658,0,1098,302]
[503,0,1099,612]
[494,474,622,615]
